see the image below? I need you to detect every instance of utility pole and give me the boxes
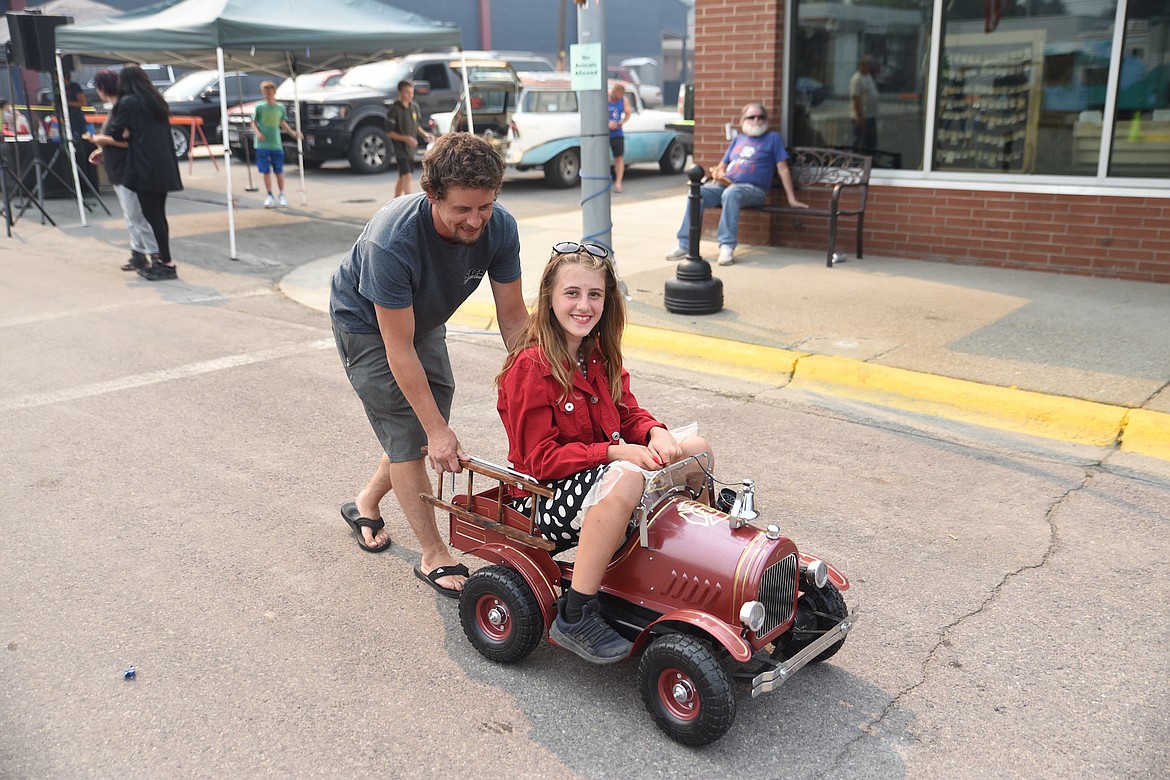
[557,0,567,71]
[574,0,611,256]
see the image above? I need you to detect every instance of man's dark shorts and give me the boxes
[392,141,413,176]
[609,136,625,158]
[333,324,455,462]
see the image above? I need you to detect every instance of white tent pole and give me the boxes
[460,49,474,134]
[216,47,237,260]
[288,53,306,206]
[56,52,88,227]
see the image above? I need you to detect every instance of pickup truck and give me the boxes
[283,54,515,174]
[504,73,687,188]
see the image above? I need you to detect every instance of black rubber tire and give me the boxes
[773,580,849,663]
[544,148,581,188]
[347,125,392,174]
[459,565,544,664]
[638,634,735,746]
[171,126,189,159]
[659,138,687,174]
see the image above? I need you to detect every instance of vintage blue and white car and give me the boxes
[503,73,688,188]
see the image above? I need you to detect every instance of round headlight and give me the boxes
[739,600,766,633]
[805,559,828,589]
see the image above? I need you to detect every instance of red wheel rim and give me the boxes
[475,595,511,641]
[657,667,700,722]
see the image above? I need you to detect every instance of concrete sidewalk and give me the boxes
[282,194,1170,462]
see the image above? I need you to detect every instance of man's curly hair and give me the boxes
[420,132,505,201]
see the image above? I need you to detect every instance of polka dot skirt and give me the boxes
[508,465,608,553]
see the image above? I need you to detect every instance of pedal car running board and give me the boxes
[751,610,859,698]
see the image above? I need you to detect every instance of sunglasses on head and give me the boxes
[743,114,767,121]
[552,241,610,259]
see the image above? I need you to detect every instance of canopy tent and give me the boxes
[53,0,461,258]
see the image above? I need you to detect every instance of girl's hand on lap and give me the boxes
[607,443,661,470]
[647,429,682,465]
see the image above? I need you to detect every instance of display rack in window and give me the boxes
[935,33,1044,174]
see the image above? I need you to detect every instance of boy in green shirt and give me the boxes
[252,80,302,208]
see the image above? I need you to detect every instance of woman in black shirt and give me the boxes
[106,65,183,281]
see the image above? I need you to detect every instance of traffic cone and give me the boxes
[1127,112,1142,143]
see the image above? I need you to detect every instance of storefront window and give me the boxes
[1109,2,1170,178]
[791,1,934,170]
[935,0,1117,176]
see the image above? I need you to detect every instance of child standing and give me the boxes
[607,83,629,193]
[387,80,434,197]
[252,80,301,208]
[496,242,712,664]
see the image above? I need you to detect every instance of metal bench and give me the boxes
[753,146,872,268]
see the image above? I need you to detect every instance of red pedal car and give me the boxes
[423,453,857,746]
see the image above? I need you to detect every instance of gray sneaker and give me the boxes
[665,246,688,261]
[717,244,735,265]
[549,598,632,664]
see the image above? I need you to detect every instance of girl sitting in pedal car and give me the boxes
[496,241,713,664]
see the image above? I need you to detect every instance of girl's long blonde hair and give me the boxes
[498,248,626,403]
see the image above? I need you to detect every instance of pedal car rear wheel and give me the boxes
[773,580,849,663]
[638,634,735,746]
[459,565,543,664]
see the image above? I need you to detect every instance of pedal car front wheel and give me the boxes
[772,580,849,663]
[459,565,543,664]
[638,634,735,746]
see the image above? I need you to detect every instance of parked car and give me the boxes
[432,453,856,746]
[667,82,694,156]
[225,70,345,159]
[37,63,193,109]
[462,49,555,73]
[606,65,664,108]
[163,69,268,156]
[426,68,520,147]
[504,73,687,188]
[286,53,518,173]
[795,76,828,107]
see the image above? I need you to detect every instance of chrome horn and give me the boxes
[728,479,759,528]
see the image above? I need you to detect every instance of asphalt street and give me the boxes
[1,155,1168,778]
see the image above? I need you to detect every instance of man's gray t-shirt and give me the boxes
[329,193,521,337]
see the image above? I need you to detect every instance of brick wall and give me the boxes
[775,187,1170,283]
[692,0,1170,283]
[693,0,783,248]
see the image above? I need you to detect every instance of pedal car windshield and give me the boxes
[635,453,711,546]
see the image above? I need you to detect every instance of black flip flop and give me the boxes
[413,563,470,599]
[340,502,392,553]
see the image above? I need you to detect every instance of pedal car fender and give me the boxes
[635,608,753,662]
[800,552,850,591]
[468,542,560,627]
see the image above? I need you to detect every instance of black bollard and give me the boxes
[664,164,723,314]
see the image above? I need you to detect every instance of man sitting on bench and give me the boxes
[665,102,808,266]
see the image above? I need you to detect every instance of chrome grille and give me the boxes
[758,553,798,637]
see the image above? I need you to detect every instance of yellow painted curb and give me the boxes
[1120,409,1170,460]
[449,301,498,331]
[790,355,1125,448]
[622,324,802,384]
[449,300,1170,461]
[451,302,802,384]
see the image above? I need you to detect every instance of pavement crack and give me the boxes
[1137,380,1170,409]
[818,471,1093,778]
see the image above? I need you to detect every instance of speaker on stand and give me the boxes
[6,12,71,73]
[5,12,108,215]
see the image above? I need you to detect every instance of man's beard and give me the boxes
[741,121,768,137]
[450,224,485,246]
